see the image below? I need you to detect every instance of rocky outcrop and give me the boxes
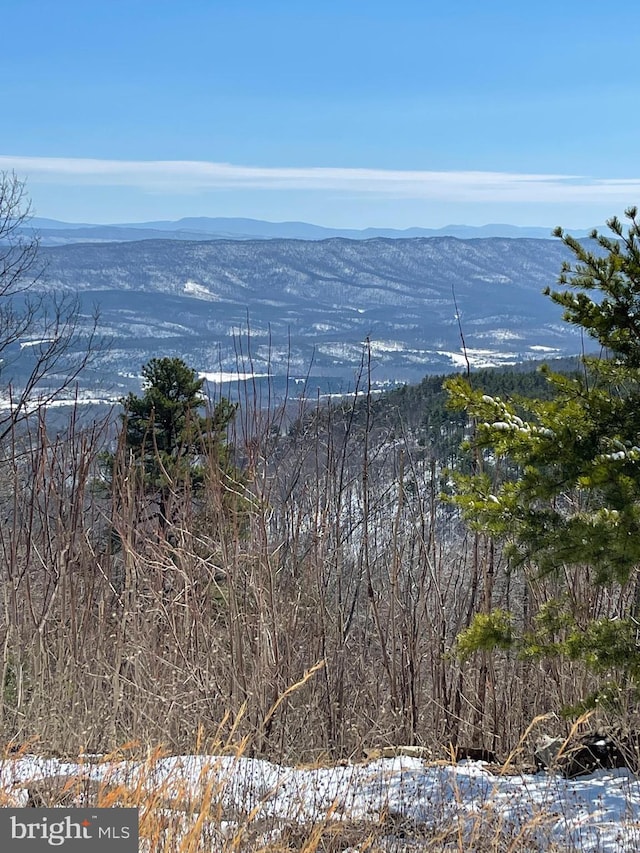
[535,731,639,778]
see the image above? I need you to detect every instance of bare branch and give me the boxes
[0,171,105,437]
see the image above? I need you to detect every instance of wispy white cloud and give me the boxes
[1,155,639,204]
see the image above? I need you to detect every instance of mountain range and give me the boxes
[11,233,594,403]
[26,216,590,246]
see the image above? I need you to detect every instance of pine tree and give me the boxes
[120,357,236,530]
[446,208,640,696]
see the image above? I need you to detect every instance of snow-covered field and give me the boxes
[1,753,639,851]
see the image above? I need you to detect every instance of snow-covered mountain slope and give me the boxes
[14,235,586,398]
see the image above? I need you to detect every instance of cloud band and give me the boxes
[1,155,639,204]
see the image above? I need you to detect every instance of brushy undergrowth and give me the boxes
[0,367,638,851]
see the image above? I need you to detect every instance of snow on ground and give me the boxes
[365,340,407,354]
[1,754,639,851]
[184,280,218,300]
[437,348,520,369]
[200,371,270,383]
[0,393,117,411]
[18,338,57,349]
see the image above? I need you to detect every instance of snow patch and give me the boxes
[200,371,270,383]
[472,274,512,283]
[366,340,406,354]
[184,280,218,300]
[437,348,519,369]
[19,338,56,349]
[1,754,639,851]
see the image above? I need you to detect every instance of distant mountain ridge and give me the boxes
[26,216,589,246]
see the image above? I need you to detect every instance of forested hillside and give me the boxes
[28,234,584,393]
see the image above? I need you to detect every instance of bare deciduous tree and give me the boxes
[0,171,101,439]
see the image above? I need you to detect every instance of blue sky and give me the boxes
[2,0,640,228]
